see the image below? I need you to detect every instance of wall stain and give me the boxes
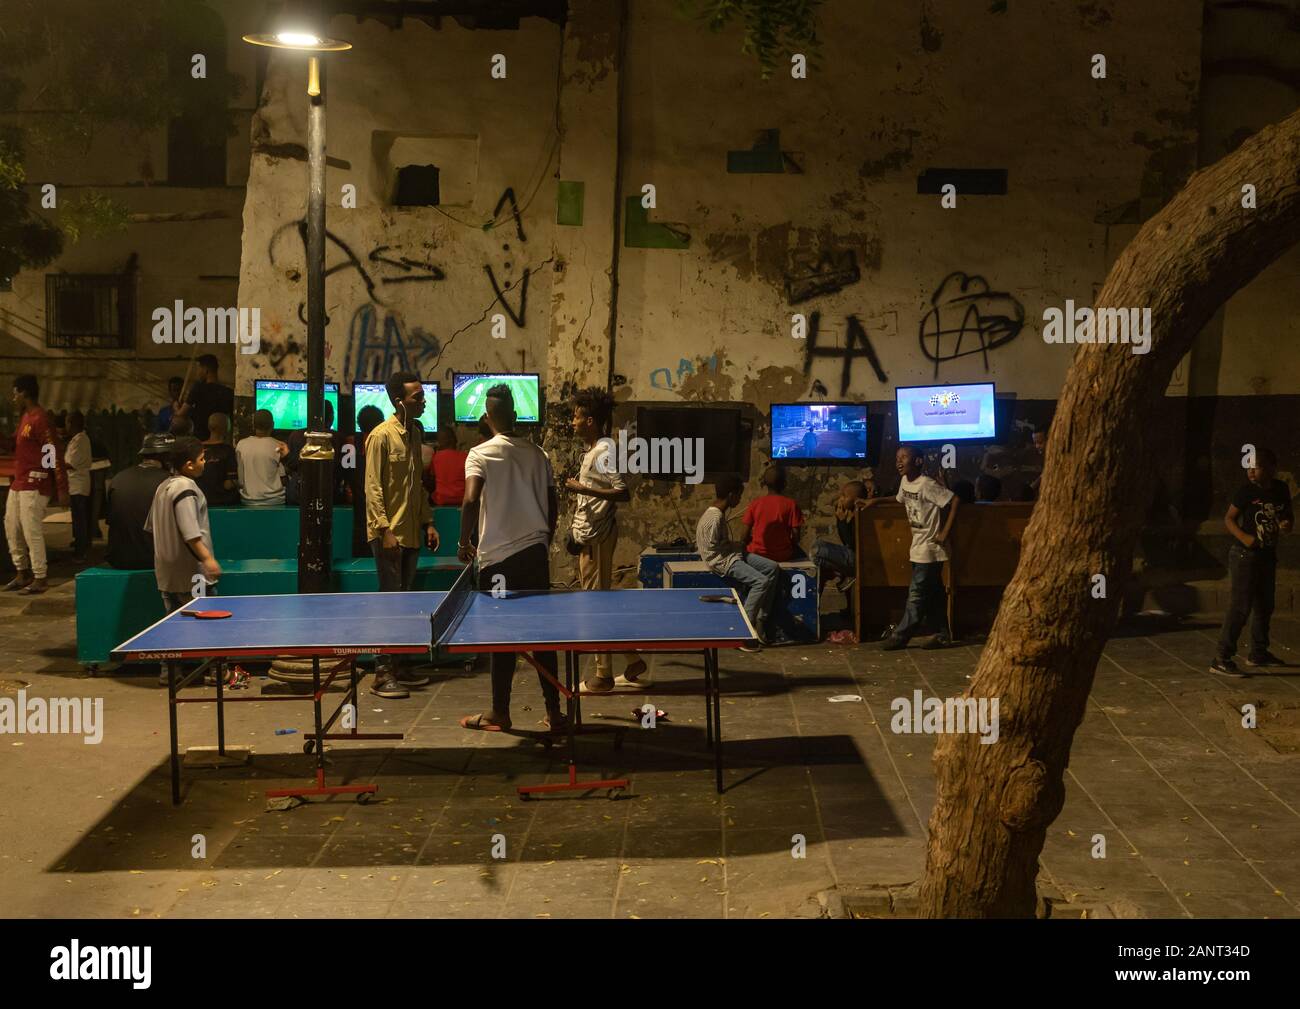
[704,232,755,281]
[676,349,735,401]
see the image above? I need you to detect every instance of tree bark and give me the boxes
[918,106,1300,917]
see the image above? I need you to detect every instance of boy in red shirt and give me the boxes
[4,375,66,595]
[426,427,468,506]
[742,464,804,561]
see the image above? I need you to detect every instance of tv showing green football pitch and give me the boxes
[352,382,438,431]
[253,380,339,431]
[453,373,541,423]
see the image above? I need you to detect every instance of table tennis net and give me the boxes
[431,561,477,645]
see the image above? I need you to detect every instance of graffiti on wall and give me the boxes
[345,304,442,384]
[649,355,720,391]
[918,271,1025,378]
[802,312,888,395]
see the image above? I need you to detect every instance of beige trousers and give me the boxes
[576,522,641,679]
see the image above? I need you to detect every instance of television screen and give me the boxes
[453,373,541,424]
[633,406,745,481]
[253,380,339,431]
[895,382,997,442]
[353,382,439,432]
[770,403,868,462]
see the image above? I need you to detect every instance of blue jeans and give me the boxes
[892,561,950,641]
[812,539,855,579]
[724,553,780,636]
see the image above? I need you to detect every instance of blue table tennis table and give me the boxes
[113,572,758,805]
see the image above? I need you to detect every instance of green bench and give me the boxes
[76,505,464,670]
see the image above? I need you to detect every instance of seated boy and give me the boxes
[1211,447,1294,675]
[871,445,960,650]
[742,464,804,562]
[236,409,288,507]
[696,474,779,651]
[812,479,865,591]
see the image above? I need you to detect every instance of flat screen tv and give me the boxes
[895,382,997,442]
[452,372,541,424]
[770,403,868,463]
[352,382,439,431]
[253,380,339,431]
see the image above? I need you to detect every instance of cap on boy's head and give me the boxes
[762,464,786,493]
[140,432,174,457]
[253,409,275,432]
[715,473,744,500]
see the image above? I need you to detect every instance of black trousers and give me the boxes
[479,542,561,717]
[70,494,92,557]
[372,540,419,674]
[1217,544,1276,660]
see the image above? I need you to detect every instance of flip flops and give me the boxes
[459,713,511,732]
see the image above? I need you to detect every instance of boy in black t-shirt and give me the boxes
[1212,447,1294,676]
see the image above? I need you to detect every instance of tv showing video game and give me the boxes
[770,403,868,462]
[253,380,339,431]
[895,382,997,442]
[352,382,439,432]
[452,372,541,424]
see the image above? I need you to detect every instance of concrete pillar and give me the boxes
[545,0,625,400]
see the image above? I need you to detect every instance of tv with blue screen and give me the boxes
[453,373,541,424]
[352,382,438,432]
[253,380,339,431]
[895,382,997,442]
[770,403,868,463]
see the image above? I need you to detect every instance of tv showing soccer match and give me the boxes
[770,403,868,462]
[453,372,541,424]
[352,382,439,431]
[895,382,997,442]
[253,380,339,431]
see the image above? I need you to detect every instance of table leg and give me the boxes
[703,651,715,748]
[349,658,359,737]
[312,657,324,787]
[215,659,226,756]
[167,661,181,805]
[710,649,723,794]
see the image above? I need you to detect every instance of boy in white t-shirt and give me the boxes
[236,409,288,506]
[867,445,960,650]
[456,384,565,734]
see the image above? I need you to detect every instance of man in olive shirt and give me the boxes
[365,371,439,698]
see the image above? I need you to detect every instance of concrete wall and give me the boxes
[0,0,266,417]
[233,15,563,399]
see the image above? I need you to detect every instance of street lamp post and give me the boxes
[243,29,351,594]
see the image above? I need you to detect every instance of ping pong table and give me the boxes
[113,567,758,805]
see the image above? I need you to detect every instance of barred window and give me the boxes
[45,274,135,349]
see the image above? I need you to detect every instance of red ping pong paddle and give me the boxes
[181,609,233,619]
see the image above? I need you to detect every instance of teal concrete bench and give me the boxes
[77,505,465,669]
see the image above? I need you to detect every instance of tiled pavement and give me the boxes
[2,568,1298,918]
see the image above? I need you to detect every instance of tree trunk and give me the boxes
[918,107,1300,917]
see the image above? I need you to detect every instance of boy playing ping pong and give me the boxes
[457,384,566,732]
[146,435,222,685]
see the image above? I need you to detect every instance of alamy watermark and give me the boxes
[49,941,150,989]
[0,690,103,744]
[151,301,260,354]
[890,690,1000,744]
[1042,300,1151,356]
[594,431,705,485]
